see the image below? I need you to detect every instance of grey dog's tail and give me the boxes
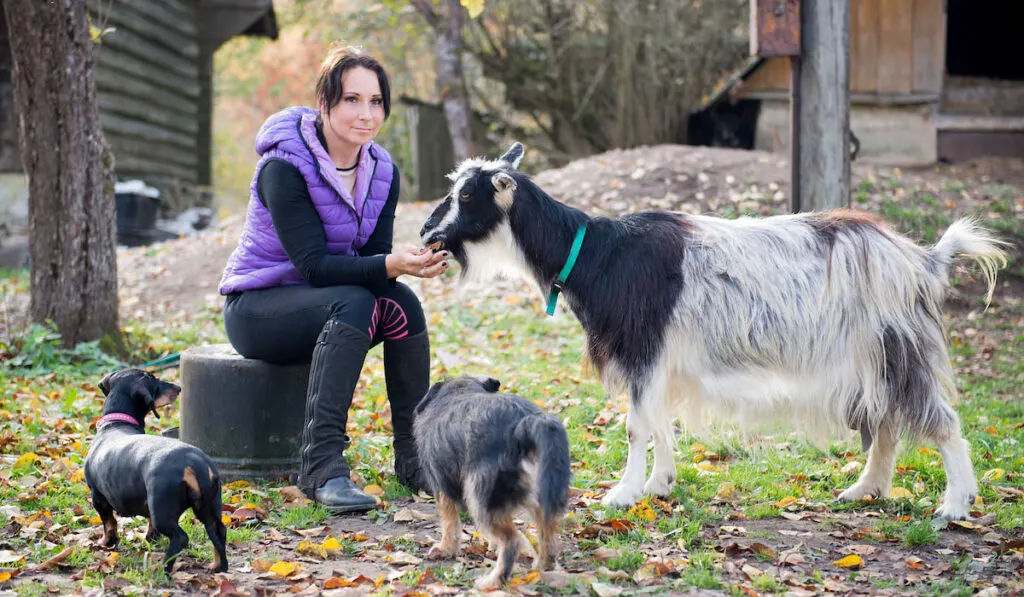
[513,413,571,518]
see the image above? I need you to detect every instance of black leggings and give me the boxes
[223,282,426,365]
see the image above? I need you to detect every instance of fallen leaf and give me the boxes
[233,506,267,521]
[749,542,777,560]
[508,570,541,588]
[321,536,342,550]
[774,496,798,508]
[634,561,672,581]
[628,501,656,522]
[13,453,42,469]
[30,547,73,571]
[225,480,251,490]
[386,551,422,566]
[363,484,384,497]
[324,574,376,588]
[905,556,925,570]
[393,508,432,523]
[269,561,299,577]
[578,519,635,538]
[278,486,308,502]
[592,547,621,562]
[888,487,914,499]
[0,552,25,566]
[296,540,329,559]
[846,544,878,556]
[982,468,1005,482]
[211,579,244,596]
[590,581,624,597]
[833,554,863,569]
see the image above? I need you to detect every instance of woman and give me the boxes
[218,46,447,512]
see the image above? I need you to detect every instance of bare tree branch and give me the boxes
[409,0,440,31]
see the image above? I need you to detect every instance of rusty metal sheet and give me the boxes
[750,0,801,57]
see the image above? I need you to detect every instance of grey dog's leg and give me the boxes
[427,492,462,559]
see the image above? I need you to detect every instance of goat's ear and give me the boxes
[491,171,516,192]
[499,142,524,168]
[491,171,517,210]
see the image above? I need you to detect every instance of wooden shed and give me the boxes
[0,0,278,215]
[719,0,1024,165]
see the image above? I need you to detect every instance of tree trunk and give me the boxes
[3,0,120,347]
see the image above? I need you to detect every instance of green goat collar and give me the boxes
[546,224,588,316]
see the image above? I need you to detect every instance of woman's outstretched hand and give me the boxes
[385,246,449,279]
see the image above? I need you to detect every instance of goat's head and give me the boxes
[419,142,525,266]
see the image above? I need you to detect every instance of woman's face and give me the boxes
[322,66,385,150]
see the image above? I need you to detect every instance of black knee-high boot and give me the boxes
[384,329,431,493]
[297,320,376,512]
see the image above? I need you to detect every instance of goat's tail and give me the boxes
[931,218,1009,304]
[513,413,571,520]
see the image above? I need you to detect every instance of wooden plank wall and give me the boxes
[744,0,946,98]
[88,0,200,186]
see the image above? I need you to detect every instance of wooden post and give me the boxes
[792,0,850,212]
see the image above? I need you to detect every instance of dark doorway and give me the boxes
[946,0,1024,81]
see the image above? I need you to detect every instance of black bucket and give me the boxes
[179,344,309,482]
[115,192,159,247]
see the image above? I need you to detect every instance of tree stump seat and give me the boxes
[179,344,309,482]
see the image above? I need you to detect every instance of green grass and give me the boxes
[271,503,329,529]
[1,196,1023,593]
[902,519,940,547]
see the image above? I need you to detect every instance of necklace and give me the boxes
[336,157,359,172]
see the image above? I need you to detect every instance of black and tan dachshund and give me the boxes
[84,368,228,574]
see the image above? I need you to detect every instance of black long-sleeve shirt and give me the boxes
[256,153,398,295]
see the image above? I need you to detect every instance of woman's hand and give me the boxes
[385,246,449,279]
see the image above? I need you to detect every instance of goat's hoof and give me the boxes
[643,475,673,497]
[934,502,970,521]
[836,483,883,503]
[602,483,641,508]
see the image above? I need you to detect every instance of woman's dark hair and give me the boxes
[315,45,391,120]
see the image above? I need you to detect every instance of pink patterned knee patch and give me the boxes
[369,298,409,341]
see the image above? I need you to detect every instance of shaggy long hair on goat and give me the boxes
[420,143,1008,521]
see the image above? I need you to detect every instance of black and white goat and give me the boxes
[420,143,1007,520]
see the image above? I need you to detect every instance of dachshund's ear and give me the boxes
[153,382,180,408]
[482,378,501,393]
[98,372,115,396]
[131,382,157,416]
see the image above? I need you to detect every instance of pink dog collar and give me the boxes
[97,413,141,429]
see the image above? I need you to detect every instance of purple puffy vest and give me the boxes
[219,106,394,294]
